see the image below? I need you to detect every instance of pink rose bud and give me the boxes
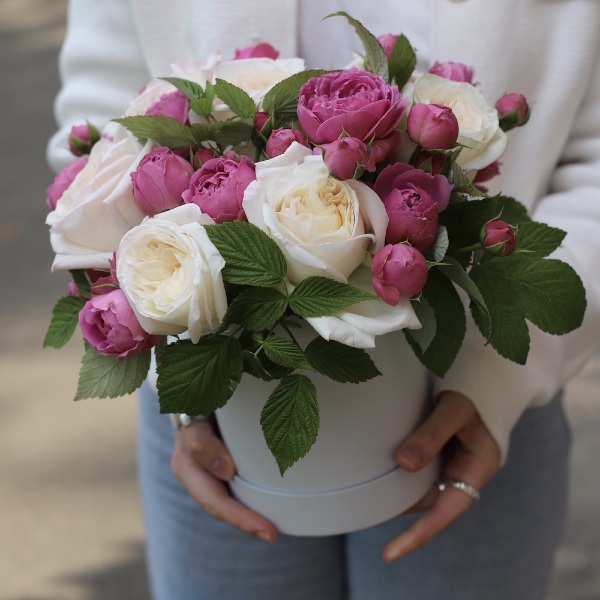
[146,90,190,124]
[407,103,459,151]
[495,93,530,131]
[324,137,369,180]
[67,281,81,297]
[265,128,308,158]
[234,43,279,60]
[79,289,160,358]
[481,219,517,256]
[371,244,428,305]
[415,151,446,175]
[68,123,101,156]
[254,111,270,134]
[46,156,89,210]
[182,155,256,222]
[131,147,195,216]
[193,148,217,169]
[428,61,476,84]
[88,257,120,296]
[365,132,401,171]
[377,34,400,60]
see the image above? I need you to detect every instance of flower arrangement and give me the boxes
[45,13,585,474]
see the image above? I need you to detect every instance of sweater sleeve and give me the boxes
[47,0,150,173]
[433,54,600,464]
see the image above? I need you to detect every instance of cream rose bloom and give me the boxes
[116,204,227,343]
[243,143,419,347]
[46,123,155,270]
[413,73,507,171]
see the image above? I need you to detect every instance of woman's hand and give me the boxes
[383,391,501,562]
[171,417,278,544]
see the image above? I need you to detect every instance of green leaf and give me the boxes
[404,296,437,354]
[74,345,151,400]
[44,295,86,349]
[260,374,319,475]
[326,12,388,80]
[190,121,254,147]
[262,69,330,123]
[388,34,417,88]
[204,221,286,287]
[242,350,274,381]
[431,225,449,263]
[405,268,466,377]
[441,196,501,252]
[223,288,288,332]
[304,336,381,383]
[516,221,566,257]
[69,269,92,298]
[157,336,243,415]
[437,257,489,316]
[213,79,256,120]
[189,97,214,119]
[113,116,195,147]
[262,334,309,369]
[470,255,587,363]
[289,277,376,317]
[495,195,531,224]
[159,77,205,99]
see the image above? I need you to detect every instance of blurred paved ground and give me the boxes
[0,1,598,598]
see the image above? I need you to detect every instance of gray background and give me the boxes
[0,0,598,597]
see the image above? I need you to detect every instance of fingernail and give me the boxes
[383,534,412,563]
[399,445,423,470]
[257,531,274,543]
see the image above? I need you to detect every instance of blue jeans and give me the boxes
[137,382,570,600]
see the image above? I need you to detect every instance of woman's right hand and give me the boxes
[171,417,278,543]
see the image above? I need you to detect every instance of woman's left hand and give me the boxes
[383,390,501,562]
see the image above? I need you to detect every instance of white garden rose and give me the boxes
[413,73,507,170]
[243,143,388,285]
[116,204,227,343]
[211,57,305,119]
[46,123,155,270]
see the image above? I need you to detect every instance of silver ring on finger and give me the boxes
[176,413,211,429]
[438,478,481,502]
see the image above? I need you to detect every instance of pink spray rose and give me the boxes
[234,43,280,60]
[481,219,517,256]
[265,128,308,158]
[182,155,256,222]
[297,68,409,145]
[377,34,400,59]
[371,244,428,305]
[88,254,120,295]
[407,103,459,150]
[254,111,270,134]
[375,163,453,251]
[323,137,369,180]
[496,93,530,131]
[79,288,160,358]
[193,148,217,169]
[46,156,89,210]
[145,90,190,123]
[428,61,475,84]
[131,147,195,216]
[68,123,101,156]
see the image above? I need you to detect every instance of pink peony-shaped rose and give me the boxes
[428,61,475,84]
[297,68,409,145]
[46,156,89,210]
[265,128,308,158]
[407,103,459,151]
[371,244,428,305]
[131,147,195,216]
[79,288,160,358]
[324,137,369,180]
[234,42,279,60]
[68,123,100,156]
[145,90,190,123]
[182,155,255,222]
[481,219,517,256]
[375,163,453,251]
